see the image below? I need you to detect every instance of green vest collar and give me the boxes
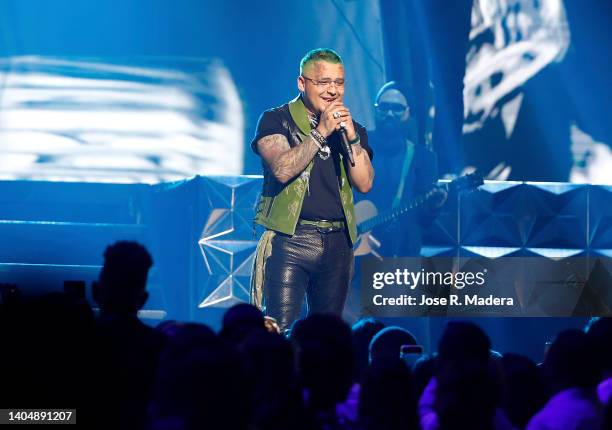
[288,95,312,135]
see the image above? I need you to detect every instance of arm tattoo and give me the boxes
[258,134,319,183]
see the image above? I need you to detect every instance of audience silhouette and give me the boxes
[1,241,610,430]
[94,241,166,430]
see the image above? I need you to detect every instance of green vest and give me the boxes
[254,96,358,244]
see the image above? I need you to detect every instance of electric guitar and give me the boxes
[354,172,483,257]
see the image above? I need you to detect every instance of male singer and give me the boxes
[250,48,374,332]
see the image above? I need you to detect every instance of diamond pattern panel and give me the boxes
[523,183,587,251]
[194,178,609,317]
[197,176,260,310]
[426,181,593,258]
[589,185,612,256]
[460,181,525,250]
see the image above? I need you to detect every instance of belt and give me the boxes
[298,219,346,232]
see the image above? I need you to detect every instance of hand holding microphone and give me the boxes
[317,101,357,166]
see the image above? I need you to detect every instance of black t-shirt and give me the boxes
[252,102,372,221]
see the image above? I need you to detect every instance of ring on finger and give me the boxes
[333,111,341,119]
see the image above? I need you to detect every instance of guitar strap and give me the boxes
[392,139,415,208]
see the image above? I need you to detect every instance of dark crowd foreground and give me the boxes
[0,241,610,430]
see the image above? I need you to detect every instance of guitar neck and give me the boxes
[358,190,435,233]
[356,172,482,235]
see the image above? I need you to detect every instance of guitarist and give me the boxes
[359,81,447,257]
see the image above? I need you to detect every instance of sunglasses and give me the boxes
[375,102,408,114]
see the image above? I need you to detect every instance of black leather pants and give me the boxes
[264,224,354,332]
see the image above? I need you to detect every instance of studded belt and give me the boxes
[297,219,346,233]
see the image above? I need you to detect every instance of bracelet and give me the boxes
[310,128,327,149]
[349,135,361,145]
